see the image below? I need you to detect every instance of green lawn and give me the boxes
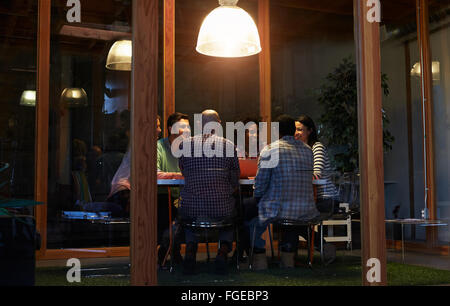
[35,255,450,286]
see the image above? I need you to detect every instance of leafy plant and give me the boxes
[318,57,394,173]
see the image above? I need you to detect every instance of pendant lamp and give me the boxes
[411,61,440,81]
[196,0,261,58]
[20,90,36,107]
[106,40,132,71]
[61,88,88,108]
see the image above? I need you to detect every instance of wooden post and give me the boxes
[258,0,273,251]
[258,0,271,126]
[164,0,176,137]
[416,0,437,246]
[131,0,159,286]
[35,0,51,259]
[354,0,387,286]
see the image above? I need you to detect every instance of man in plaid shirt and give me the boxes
[178,110,240,275]
[245,115,319,269]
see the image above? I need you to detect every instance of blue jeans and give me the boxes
[245,217,271,250]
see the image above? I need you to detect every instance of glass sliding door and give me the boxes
[0,1,37,210]
[380,1,423,241]
[46,0,132,249]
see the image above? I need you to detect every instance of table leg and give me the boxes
[168,188,173,272]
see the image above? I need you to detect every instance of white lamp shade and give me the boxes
[196,4,261,58]
[411,61,440,81]
[20,90,36,107]
[106,40,132,71]
[61,88,88,108]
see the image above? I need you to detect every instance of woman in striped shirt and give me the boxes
[295,115,338,264]
[295,115,339,205]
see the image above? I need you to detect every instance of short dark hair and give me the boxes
[297,115,318,147]
[167,112,189,135]
[275,114,296,138]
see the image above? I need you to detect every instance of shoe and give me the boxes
[323,243,336,265]
[252,253,268,271]
[280,252,295,268]
[215,243,230,275]
[183,242,197,275]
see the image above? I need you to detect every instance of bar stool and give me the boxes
[178,216,241,271]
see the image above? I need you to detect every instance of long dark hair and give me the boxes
[297,115,318,147]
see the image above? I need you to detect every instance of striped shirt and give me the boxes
[312,142,338,200]
[254,136,319,223]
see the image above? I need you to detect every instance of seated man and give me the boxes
[178,110,240,275]
[106,115,162,216]
[156,112,190,266]
[245,115,319,269]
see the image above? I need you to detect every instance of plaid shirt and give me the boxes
[254,136,319,223]
[179,134,240,218]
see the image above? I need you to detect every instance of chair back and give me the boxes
[72,171,93,203]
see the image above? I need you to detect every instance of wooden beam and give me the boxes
[354,0,387,286]
[35,0,51,259]
[58,25,131,41]
[131,0,159,286]
[258,0,271,125]
[416,0,437,246]
[272,0,353,16]
[164,0,175,137]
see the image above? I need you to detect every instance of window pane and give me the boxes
[380,1,423,243]
[47,1,132,249]
[429,1,450,244]
[175,0,260,124]
[0,1,37,212]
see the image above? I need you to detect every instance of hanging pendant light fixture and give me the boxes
[106,40,132,71]
[61,88,88,108]
[196,0,261,58]
[20,90,36,107]
[410,61,440,81]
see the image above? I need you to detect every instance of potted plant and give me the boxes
[318,57,394,174]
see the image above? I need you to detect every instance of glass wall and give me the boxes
[429,1,450,244]
[46,0,132,249]
[175,0,260,125]
[380,1,423,242]
[269,1,358,242]
[0,1,37,210]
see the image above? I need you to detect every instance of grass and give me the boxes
[35,254,450,286]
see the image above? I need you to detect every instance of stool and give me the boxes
[179,217,240,271]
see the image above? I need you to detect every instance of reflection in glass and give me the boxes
[0,1,37,203]
[410,61,440,81]
[20,90,37,107]
[47,1,132,249]
[60,88,88,108]
[106,40,132,71]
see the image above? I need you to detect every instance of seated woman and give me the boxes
[295,115,338,264]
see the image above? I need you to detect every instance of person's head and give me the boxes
[156,115,162,138]
[167,112,190,138]
[295,115,318,147]
[241,116,260,157]
[201,109,221,134]
[275,115,296,138]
